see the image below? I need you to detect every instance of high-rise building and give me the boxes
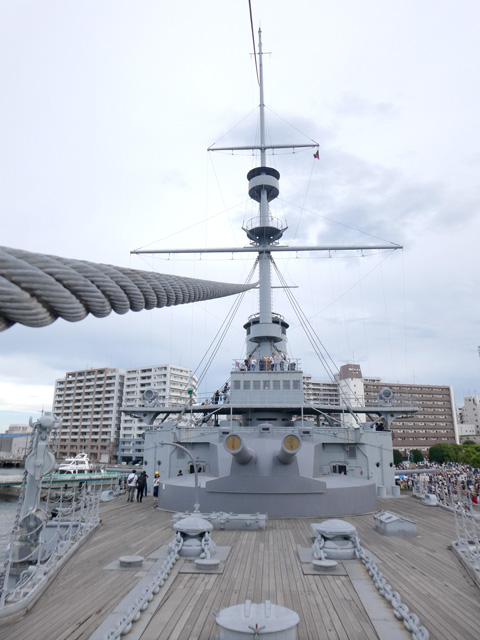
[303,364,459,456]
[457,395,480,443]
[52,364,197,465]
[53,368,125,464]
[118,364,197,463]
[363,379,458,454]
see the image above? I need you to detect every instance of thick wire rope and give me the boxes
[0,246,258,332]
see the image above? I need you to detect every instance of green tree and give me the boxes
[428,443,453,464]
[393,449,403,465]
[449,443,463,462]
[459,443,480,467]
[410,449,424,463]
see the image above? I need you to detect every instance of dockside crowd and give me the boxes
[395,461,480,504]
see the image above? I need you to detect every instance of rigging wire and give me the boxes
[208,107,258,151]
[292,157,318,242]
[193,258,258,389]
[248,0,260,85]
[131,199,250,256]
[271,257,366,425]
[282,198,401,247]
[271,258,338,382]
[264,105,319,147]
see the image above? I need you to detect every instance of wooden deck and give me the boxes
[1,494,479,639]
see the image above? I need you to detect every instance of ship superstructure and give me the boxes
[124,29,414,517]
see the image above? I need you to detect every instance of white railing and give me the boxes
[0,475,122,614]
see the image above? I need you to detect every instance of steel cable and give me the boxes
[0,246,257,332]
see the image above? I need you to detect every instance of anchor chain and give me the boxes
[312,534,325,560]
[200,531,212,559]
[354,537,429,640]
[105,534,183,639]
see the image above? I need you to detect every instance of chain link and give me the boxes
[104,535,183,639]
[200,531,211,559]
[354,537,429,640]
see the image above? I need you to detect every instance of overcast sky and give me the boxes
[1,0,480,430]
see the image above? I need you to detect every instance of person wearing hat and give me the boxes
[153,471,160,500]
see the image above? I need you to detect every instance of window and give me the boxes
[263,380,270,390]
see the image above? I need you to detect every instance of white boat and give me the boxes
[56,452,93,474]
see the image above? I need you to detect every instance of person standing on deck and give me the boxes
[136,471,147,502]
[153,471,160,500]
[222,382,230,403]
[127,470,137,502]
[143,471,149,497]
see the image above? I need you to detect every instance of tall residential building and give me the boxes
[53,368,125,464]
[457,395,480,443]
[303,364,458,455]
[118,364,197,464]
[362,379,458,453]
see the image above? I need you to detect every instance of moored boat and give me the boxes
[56,452,94,474]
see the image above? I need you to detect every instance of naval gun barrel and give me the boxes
[224,434,255,465]
[276,434,302,465]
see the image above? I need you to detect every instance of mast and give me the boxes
[257,29,274,330]
[259,29,267,168]
[131,29,401,360]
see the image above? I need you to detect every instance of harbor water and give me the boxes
[0,468,22,562]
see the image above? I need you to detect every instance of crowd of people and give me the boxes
[125,469,174,503]
[396,461,480,505]
[235,351,293,372]
[126,469,150,503]
[211,382,230,405]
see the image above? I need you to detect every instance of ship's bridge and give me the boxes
[229,368,304,406]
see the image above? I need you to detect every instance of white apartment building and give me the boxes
[118,364,197,464]
[53,368,125,464]
[53,364,197,464]
[303,375,339,406]
[457,395,480,443]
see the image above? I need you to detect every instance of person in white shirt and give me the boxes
[127,470,137,502]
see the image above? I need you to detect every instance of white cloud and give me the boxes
[1,0,480,428]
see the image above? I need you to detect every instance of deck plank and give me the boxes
[1,496,480,640]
